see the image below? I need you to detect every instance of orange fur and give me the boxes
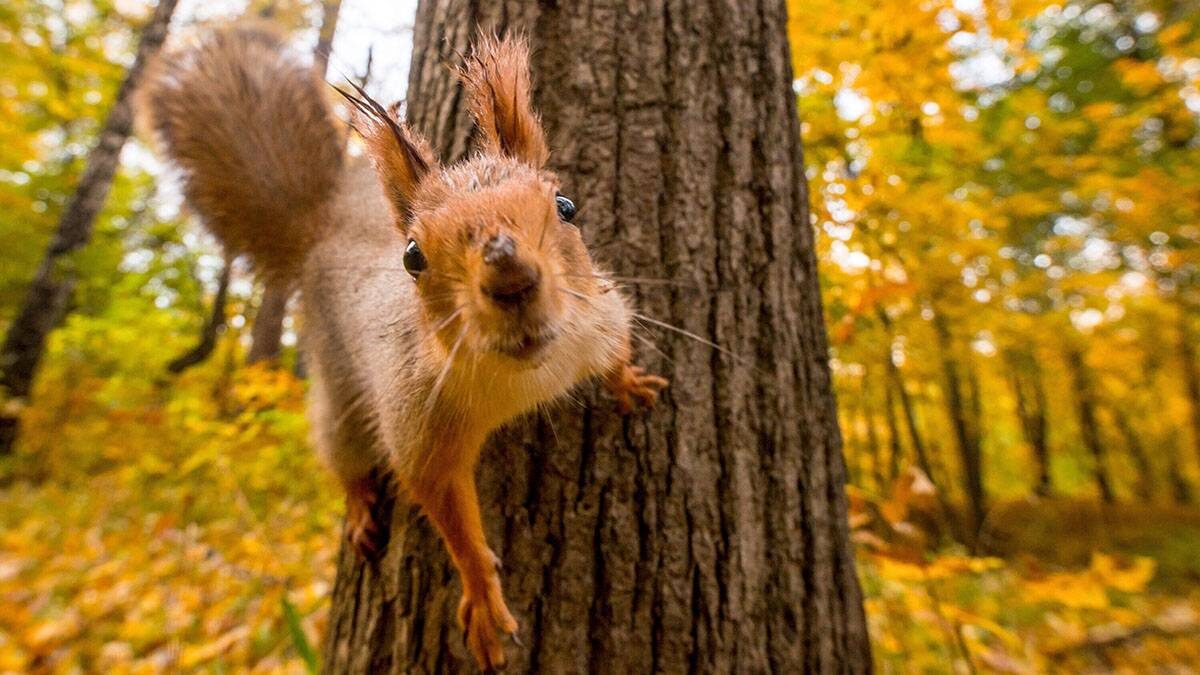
[458,34,550,167]
[143,27,667,672]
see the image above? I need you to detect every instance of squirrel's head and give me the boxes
[343,35,609,363]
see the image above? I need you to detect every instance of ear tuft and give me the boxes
[335,82,437,224]
[458,33,549,167]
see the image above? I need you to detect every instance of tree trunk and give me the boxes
[861,371,884,492]
[1178,311,1200,472]
[1112,408,1154,503]
[246,0,344,366]
[932,311,985,545]
[1065,347,1115,504]
[1166,440,1193,506]
[0,0,180,455]
[313,0,342,75]
[245,282,290,365]
[322,1,871,672]
[845,395,866,487]
[876,309,935,487]
[883,371,903,483]
[1146,347,1191,505]
[1004,349,1052,497]
[167,253,234,374]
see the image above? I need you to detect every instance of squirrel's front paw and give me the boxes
[344,478,387,560]
[606,363,669,414]
[458,581,518,672]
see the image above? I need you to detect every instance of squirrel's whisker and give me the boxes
[557,272,697,289]
[631,331,675,367]
[421,326,466,429]
[314,266,467,285]
[631,312,759,372]
[430,306,466,334]
[559,287,591,302]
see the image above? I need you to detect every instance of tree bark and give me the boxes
[167,253,234,374]
[322,1,871,672]
[0,0,180,455]
[1065,346,1115,504]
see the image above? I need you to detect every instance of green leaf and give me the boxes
[281,596,318,675]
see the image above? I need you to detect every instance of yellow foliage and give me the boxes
[0,323,339,672]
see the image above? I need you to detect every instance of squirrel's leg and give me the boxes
[407,468,517,671]
[342,473,387,559]
[309,376,388,558]
[604,339,669,414]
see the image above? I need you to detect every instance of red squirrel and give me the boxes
[139,23,667,670]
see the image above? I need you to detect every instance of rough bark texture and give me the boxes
[322,1,871,673]
[0,0,179,454]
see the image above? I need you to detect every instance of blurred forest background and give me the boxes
[1,0,1199,672]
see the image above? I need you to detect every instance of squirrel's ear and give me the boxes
[336,84,437,226]
[459,34,549,168]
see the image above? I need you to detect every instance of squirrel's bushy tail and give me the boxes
[138,23,344,277]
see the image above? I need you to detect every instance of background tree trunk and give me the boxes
[876,309,934,488]
[1112,408,1154,503]
[322,1,871,672]
[245,283,290,365]
[1004,349,1052,497]
[167,253,233,374]
[931,310,985,546]
[1065,346,1115,504]
[0,0,180,454]
[313,0,342,74]
[883,368,903,483]
[861,371,884,491]
[1177,310,1200,472]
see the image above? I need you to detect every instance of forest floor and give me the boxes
[1,363,1198,673]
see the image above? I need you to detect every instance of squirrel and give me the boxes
[139,22,668,671]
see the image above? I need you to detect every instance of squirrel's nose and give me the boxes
[482,234,540,308]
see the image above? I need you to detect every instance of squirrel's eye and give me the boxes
[403,239,427,278]
[555,194,577,224]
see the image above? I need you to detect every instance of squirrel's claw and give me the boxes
[344,478,387,560]
[606,363,669,414]
[458,583,518,673]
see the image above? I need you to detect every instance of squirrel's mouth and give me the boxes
[494,326,559,361]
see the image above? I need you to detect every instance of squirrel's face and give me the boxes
[344,35,612,365]
[400,159,602,362]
